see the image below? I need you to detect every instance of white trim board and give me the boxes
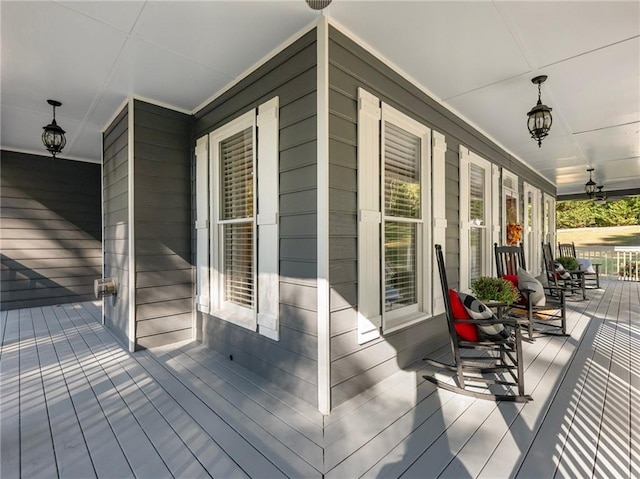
[316,17,331,416]
[127,97,136,353]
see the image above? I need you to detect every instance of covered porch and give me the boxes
[1,279,637,478]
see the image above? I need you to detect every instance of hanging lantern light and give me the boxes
[584,168,597,198]
[593,186,607,205]
[526,75,553,147]
[42,99,66,159]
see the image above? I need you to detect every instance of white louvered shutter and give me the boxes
[431,131,447,315]
[257,97,280,340]
[195,135,209,311]
[491,164,501,276]
[357,88,382,344]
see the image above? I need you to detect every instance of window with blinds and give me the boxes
[469,163,486,283]
[219,127,254,309]
[383,121,422,312]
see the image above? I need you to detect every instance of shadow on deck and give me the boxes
[1,279,637,478]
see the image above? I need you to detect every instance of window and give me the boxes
[210,113,256,328]
[357,89,445,343]
[382,112,429,331]
[523,182,542,275]
[197,97,280,339]
[459,147,494,291]
[502,169,519,245]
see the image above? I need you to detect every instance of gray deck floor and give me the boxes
[1,279,637,478]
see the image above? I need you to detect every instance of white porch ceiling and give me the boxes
[1,0,639,197]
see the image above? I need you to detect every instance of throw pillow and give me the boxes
[457,291,504,336]
[448,289,478,342]
[553,262,572,279]
[577,258,596,274]
[517,267,546,306]
[536,273,549,287]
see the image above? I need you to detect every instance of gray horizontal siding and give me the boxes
[0,150,101,310]
[326,25,551,407]
[133,100,193,349]
[103,105,130,347]
[194,29,319,407]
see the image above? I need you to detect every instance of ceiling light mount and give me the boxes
[526,75,553,147]
[305,0,332,10]
[42,99,66,159]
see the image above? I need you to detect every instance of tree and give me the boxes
[557,197,640,228]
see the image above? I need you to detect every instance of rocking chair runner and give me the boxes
[558,241,601,289]
[494,243,567,339]
[423,244,531,402]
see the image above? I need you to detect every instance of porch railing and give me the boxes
[572,245,640,281]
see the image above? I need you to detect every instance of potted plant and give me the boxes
[470,276,521,305]
[556,256,579,271]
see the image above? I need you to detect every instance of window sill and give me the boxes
[383,311,430,335]
[209,307,256,332]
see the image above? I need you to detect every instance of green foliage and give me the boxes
[557,198,640,228]
[556,256,579,271]
[471,277,521,305]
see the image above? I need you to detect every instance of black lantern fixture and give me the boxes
[42,99,66,159]
[584,168,597,198]
[593,186,607,205]
[305,0,332,10]
[526,75,553,147]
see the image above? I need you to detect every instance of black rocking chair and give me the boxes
[423,244,531,402]
[494,243,568,339]
[558,241,601,289]
[542,242,586,300]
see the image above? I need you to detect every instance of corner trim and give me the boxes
[127,97,136,353]
[316,17,331,416]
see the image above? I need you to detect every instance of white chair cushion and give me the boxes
[517,267,546,307]
[577,258,596,274]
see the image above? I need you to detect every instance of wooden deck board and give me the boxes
[478,286,609,479]
[629,281,640,479]
[19,307,58,478]
[53,305,175,478]
[30,306,96,478]
[177,342,324,444]
[1,309,21,478]
[1,279,636,478]
[40,304,134,479]
[592,282,632,479]
[58,304,212,479]
[156,345,323,474]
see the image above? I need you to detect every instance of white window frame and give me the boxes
[459,147,493,292]
[209,110,257,331]
[380,104,432,334]
[501,169,520,245]
[523,182,542,275]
